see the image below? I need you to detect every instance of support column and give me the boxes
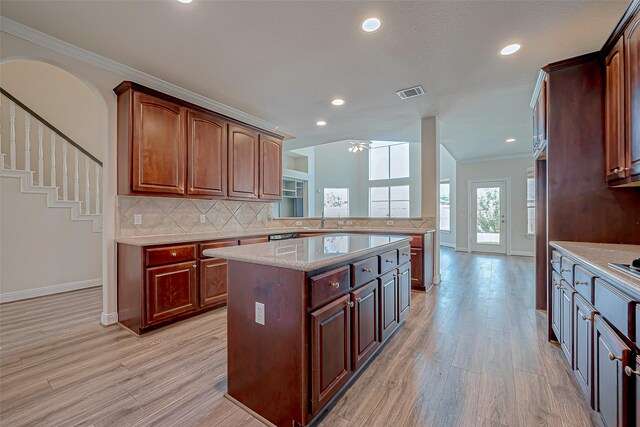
[421,116,441,285]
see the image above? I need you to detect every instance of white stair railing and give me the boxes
[0,88,103,219]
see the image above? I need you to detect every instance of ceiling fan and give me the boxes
[347,141,370,153]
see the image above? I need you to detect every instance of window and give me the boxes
[527,168,535,235]
[369,185,410,217]
[368,141,410,180]
[440,180,451,232]
[323,188,349,217]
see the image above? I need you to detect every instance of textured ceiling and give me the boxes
[0,1,627,161]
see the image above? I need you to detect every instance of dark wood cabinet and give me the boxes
[410,248,423,289]
[351,280,379,371]
[574,293,596,407]
[625,11,640,178]
[379,271,399,342]
[146,261,198,324]
[560,283,575,367]
[398,262,411,323]
[594,315,632,427]
[186,110,227,197]
[132,91,186,195]
[551,272,562,341]
[199,258,228,308]
[310,294,352,416]
[605,36,627,183]
[533,76,548,158]
[238,236,269,245]
[259,134,282,200]
[228,124,259,199]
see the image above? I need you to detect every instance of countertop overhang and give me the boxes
[203,233,412,272]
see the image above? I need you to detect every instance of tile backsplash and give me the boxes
[116,195,436,238]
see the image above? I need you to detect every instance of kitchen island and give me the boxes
[203,233,413,427]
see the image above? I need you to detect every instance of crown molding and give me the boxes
[0,16,281,134]
[457,152,532,165]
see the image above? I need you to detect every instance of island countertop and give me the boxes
[203,233,412,271]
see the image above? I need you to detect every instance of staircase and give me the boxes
[0,88,102,232]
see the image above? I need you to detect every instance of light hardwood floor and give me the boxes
[0,249,600,427]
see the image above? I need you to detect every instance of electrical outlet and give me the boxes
[295,221,303,226]
[346,220,353,226]
[386,220,394,226]
[255,302,265,325]
[134,214,142,225]
[338,220,344,226]
[200,214,206,224]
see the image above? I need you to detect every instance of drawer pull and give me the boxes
[385,259,394,263]
[172,252,177,257]
[330,281,340,289]
[192,264,197,269]
[574,280,588,286]
[362,268,372,273]
[401,252,409,257]
[625,366,640,377]
[560,268,571,273]
[608,352,622,362]
[347,301,354,308]
[580,314,590,322]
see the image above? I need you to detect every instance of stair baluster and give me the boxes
[50,134,56,187]
[38,121,44,186]
[62,141,68,201]
[95,164,100,215]
[84,156,90,214]
[9,101,16,170]
[24,112,31,172]
[73,147,79,201]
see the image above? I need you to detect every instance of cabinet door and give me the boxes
[311,294,351,416]
[538,79,547,143]
[605,36,628,182]
[145,261,197,325]
[398,262,411,323]
[259,134,282,200]
[186,110,227,197]
[594,315,632,427]
[199,258,228,308]
[410,248,423,288]
[574,294,596,407]
[560,283,574,367]
[228,124,259,199]
[625,13,640,177]
[380,272,399,343]
[551,272,562,341]
[132,92,185,194]
[351,280,379,371]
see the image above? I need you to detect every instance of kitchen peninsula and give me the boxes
[203,233,413,427]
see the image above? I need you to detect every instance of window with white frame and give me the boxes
[323,188,349,217]
[440,180,451,232]
[527,168,535,235]
[369,185,410,217]
[368,141,410,180]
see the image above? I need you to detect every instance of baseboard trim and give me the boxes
[0,278,101,303]
[511,251,535,257]
[439,242,456,249]
[101,311,119,326]
[455,247,468,252]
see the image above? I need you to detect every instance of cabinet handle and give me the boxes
[172,252,177,257]
[385,259,394,263]
[402,252,409,257]
[347,301,354,308]
[625,366,640,377]
[362,268,372,273]
[560,268,571,273]
[580,314,590,322]
[192,264,197,269]
[330,281,340,289]
[574,280,588,286]
[608,352,622,362]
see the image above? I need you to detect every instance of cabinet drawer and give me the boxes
[239,236,268,245]
[409,235,423,248]
[560,257,574,285]
[146,244,196,267]
[573,264,595,304]
[379,250,398,274]
[309,266,350,309]
[199,239,238,257]
[398,245,411,265]
[351,257,379,289]
[594,278,635,341]
[551,250,562,273]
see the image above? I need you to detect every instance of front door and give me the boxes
[470,180,507,254]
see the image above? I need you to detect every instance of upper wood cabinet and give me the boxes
[605,36,627,183]
[115,81,283,200]
[228,124,259,199]
[187,110,227,197]
[625,12,640,178]
[259,134,283,199]
[532,76,548,159]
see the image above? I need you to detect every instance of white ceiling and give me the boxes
[0,1,627,161]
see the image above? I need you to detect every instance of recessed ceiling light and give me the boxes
[177,0,193,3]
[361,18,382,32]
[316,120,327,126]
[331,98,345,106]
[506,138,516,143]
[500,44,521,56]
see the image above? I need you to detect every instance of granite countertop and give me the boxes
[115,227,434,247]
[550,241,640,298]
[202,233,412,271]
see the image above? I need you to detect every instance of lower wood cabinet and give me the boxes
[398,262,411,323]
[145,261,198,325]
[380,271,399,343]
[594,315,632,427]
[560,282,575,366]
[410,247,423,289]
[551,271,562,341]
[199,258,228,308]
[574,293,596,406]
[310,294,352,415]
[351,280,380,370]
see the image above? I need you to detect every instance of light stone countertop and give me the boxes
[550,241,640,299]
[202,233,412,272]
[115,227,434,247]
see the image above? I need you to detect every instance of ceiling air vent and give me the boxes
[396,85,425,100]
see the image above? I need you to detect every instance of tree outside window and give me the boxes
[323,188,349,217]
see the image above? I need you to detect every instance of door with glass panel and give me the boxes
[470,180,507,254]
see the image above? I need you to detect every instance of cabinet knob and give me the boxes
[172,252,177,257]
[608,352,622,362]
[550,260,559,265]
[625,366,640,377]
[560,268,571,273]
[580,314,590,322]
[347,301,355,308]
[356,298,362,303]
[574,280,588,286]
[362,268,372,273]
[330,281,340,289]
[386,259,394,263]
[192,264,197,269]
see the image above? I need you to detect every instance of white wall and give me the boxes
[0,178,102,300]
[455,156,535,256]
[439,145,456,248]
